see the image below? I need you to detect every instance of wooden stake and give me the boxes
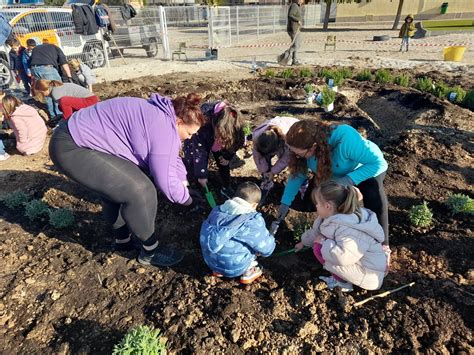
[353,282,415,307]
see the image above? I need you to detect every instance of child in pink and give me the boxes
[2,95,47,155]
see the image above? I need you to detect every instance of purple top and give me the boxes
[67,93,190,204]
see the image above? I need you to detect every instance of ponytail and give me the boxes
[338,186,362,220]
[214,104,245,151]
[313,181,362,220]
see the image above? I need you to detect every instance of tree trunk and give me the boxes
[323,0,332,31]
[392,0,405,30]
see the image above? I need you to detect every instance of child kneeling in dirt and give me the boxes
[200,182,276,284]
[295,181,388,292]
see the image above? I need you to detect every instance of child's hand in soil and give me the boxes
[295,242,305,251]
[218,156,229,166]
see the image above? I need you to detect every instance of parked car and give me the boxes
[0,42,12,88]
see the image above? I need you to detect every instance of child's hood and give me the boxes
[147,93,176,123]
[405,14,414,21]
[11,104,37,118]
[321,208,385,243]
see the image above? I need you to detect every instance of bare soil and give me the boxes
[1,67,473,353]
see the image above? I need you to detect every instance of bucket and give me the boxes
[443,46,466,62]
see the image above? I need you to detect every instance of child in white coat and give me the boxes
[295,181,388,292]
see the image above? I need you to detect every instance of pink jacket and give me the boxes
[9,104,47,155]
[252,116,299,174]
[301,208,387,290]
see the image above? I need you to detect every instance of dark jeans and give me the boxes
[212,150,231,188]
[49,122,157,242]
[299,173,389,244]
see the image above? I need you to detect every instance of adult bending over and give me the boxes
[274,119,390,244]
[49,93,205,267]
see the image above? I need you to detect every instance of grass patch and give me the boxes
[355,69,373,81]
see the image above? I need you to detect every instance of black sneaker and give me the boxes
[220,186,234,199]
[114,236,142,252]
[138,245,184,267]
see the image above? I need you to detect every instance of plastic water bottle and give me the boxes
[251,56,257,72]
[448,92,457,102]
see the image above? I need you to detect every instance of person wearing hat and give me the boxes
[399,14,416,52]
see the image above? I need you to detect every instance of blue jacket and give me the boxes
[21,49,32,76]
[200,197,275,277]
[281,124,388,206]
[0,13,12,46]
[9,47,26,73]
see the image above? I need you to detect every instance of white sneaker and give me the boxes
[0,153,10,161]
[319,275,353,292]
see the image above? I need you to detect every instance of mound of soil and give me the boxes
[0,67,473,353]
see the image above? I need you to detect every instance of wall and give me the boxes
[336,0,474,22]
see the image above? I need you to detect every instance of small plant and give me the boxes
[355,69,373,81]
[375,69,393,85]
[113,325,167,355]
[445,194,474,215]
[330,71,344,87]
[48,209,75,229]
[318,67,333,79]
[409,202,433,228]
[2,191,30,209]
[321,86,336,107]
[243,121,252,137]
[281,68,295,79]
[24,200,50,221]
[304,83,316,94]
[433,81,449,98]
[299,67,313,78]
[415,77,434,93]
[290,215,312,243]
[463,89,474,110]
[394,74,411,87]
[338,67,353,79]
[264,69,276,78]
[447,86,466,103]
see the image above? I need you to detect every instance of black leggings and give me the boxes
[212,151,231,188]
[300,173,389,245]
[49,122,157,242]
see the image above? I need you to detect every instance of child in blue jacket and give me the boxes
[200,182,276,284]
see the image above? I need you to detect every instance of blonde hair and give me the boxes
[68,58,81,71]
[2,95,23,117]
[313,181,362,220]
[34,79,63,102]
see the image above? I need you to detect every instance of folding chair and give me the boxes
[324,35,336,51]
[172,42,188,61]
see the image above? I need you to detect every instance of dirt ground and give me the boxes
[0,66,473,353]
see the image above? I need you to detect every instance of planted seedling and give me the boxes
[321,86,336,112]
[375,69,393,85]
[338,67,353,79]
[243,121,252,137]
[289,215,312,243]
[445,193,473,215]
[318,67,333,79]
[113,325,167,355]
[409,202,433,228]
[355,69,373,81]
[415,77,434,93]
[48,209,75,229]
[299,67,313,78]
[433,81,449,98]
[264,69,276,78]
[281,68,295,79]
[2,191,30,209]
[394,74,411,87]
[304,83,316,94]
[463,89,474,110]
[24,200,50,221]
[447,86,466,103]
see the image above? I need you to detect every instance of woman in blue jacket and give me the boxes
[273,119,390,244]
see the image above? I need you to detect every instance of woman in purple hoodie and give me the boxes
[49,93,205,267]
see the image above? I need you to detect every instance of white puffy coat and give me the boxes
[301,208,387,290]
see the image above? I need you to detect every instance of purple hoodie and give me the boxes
[67,93,190,204]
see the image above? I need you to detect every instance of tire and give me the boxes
[84,43,106,69]
[0,58,12,88]
[373,35,390,41]
[145,38,159,58]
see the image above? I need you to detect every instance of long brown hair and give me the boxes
[214,104,245,151]
[286,119,333,184]
[2,95,23,117]
[34,79,63,102]
[172,93,206,126]
[255,125,286,156]
[313,181,362,220]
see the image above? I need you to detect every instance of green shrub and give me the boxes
[48,209,75,229]
[304,83,316,94]
[375,69,393,85]
[321,86,336,107]
[243,121,252,137]
[394,74,411,87]
[2,191,30,209]
[463,89,474,110]
[355,69,373,81]
[318,67,333,79]
[264,69,276,78]
[409,202,433,228]
[338,67,353,79]
[415,77,434,93]
[113,326,166,355]
[24,200,50,221]
[290,215,312,243]
[447,86,466,103]
[299,67,313,78]
[281,68,295,79]
[445,194,474,215]
[330,71,344,87]
[433,81,450,98]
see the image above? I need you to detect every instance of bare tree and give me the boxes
[315,0,372,31]
[392,0,405,30]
